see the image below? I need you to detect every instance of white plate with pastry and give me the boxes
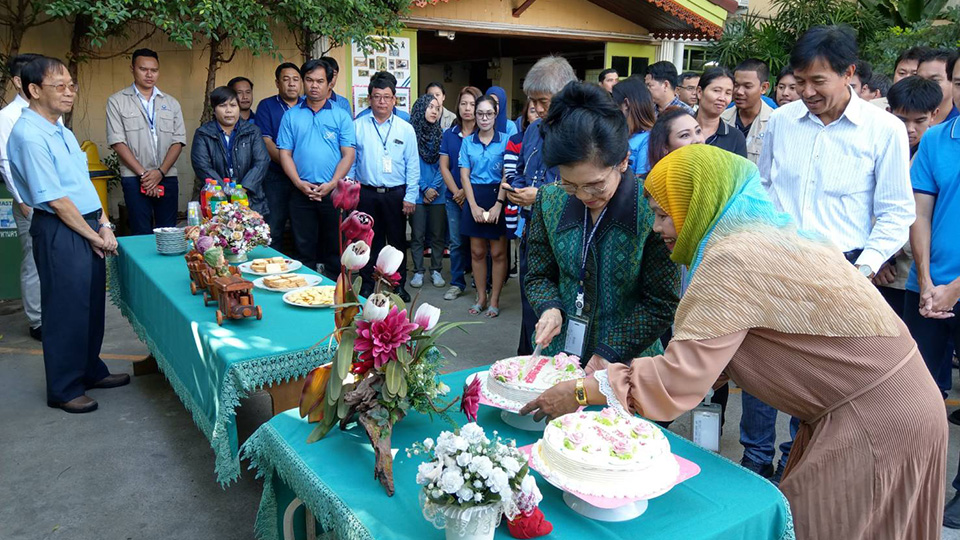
[253,274,322,292]
[282,286,336,308]
[239,256,302,275]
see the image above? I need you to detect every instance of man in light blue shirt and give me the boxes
[277,58,356,278]
[8,56,128,414]
[320,56,353,118]
[352,71,419,300]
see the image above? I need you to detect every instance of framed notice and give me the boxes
[352,36,412,116]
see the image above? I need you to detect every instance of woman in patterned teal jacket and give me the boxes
[525,82,680,367]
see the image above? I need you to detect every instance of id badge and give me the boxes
[563,316,588,357]
[382,155,393,174]
[692,402,722,452]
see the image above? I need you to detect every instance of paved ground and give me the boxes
[1,257,959,539]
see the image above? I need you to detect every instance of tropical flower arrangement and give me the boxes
[299,177,477,496]
[409,423,549,539]
[195,202,271,258]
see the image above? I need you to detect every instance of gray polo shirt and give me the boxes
[106,85,186,177]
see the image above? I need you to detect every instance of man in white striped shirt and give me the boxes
[745,25,914,483]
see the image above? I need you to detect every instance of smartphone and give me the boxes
[500,184,517,193]
[141,184,165,197]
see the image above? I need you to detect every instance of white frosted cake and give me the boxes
[534,409,680,498]
[486,353,585,406]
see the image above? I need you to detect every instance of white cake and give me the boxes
[534,409,679,498]
[485,353,585,406]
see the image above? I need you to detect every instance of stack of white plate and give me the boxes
[154,227,188,255]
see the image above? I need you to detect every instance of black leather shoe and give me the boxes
[47,395,98,413]
[740,457,775,479]
[29,326,41,341]
[90,373,131,389]
[770,463,785,487]
[949,409,960,427]
[944,492,960,529]
[396,288,411,303]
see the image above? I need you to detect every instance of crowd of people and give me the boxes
[2,21,959,539]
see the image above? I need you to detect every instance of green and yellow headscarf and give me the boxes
[644,144,900,341]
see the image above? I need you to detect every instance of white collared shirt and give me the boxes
[757,88,915,272]
[0,94,29,203]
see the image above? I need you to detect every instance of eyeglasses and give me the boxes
[558,166,618,197]
[371,94,395,102]
[476,111,496,119]
[679,85,698,92]
[43,82,79,94]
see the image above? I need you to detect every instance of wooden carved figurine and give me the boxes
[212,275,262,325]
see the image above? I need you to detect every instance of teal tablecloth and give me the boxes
[108,235,338,484]
[242,368,794,540]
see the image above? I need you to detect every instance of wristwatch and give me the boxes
[98,221,116,232]
[858,264,873,278]
[574,378,589,406]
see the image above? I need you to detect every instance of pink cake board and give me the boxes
[520,444,701,510]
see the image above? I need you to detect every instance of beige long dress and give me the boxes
[598,320,947,540]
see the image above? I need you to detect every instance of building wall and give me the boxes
[9,20,302,212]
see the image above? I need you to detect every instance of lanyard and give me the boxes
[219,126,235,177]
[135,85,156,132]
[372,115,394,150]
[576,206,607,317]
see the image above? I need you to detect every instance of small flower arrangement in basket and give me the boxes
[197,202,271,262]
[410,423,548,540]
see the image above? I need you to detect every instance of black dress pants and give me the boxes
[31,210,110,403]
[358,185,408,293]
[289,188,341,280]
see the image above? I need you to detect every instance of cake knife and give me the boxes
[531,343,543,361]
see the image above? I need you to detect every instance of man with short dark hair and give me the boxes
[352,71,419,301]
[849,59,872,95]
[645,61,692,114]
[319,56,353,117]
[227,76,255,122]
[356,71,411,122]
[598,68,618,94]
[106,48,186,235]
[676,71,700,108]
[10,56,129,413]
[426,81,456,129]
[277,58,356,278]
[254,62,303,251]
[754,25,914,483]
[861,73,891,101]
[722,58,773,163]
[917,48,959,125]
[872,45,932,109]
[0,53,44,341]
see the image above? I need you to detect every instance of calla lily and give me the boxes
[362,293,391,321]
[341,240,371,271]
[332,177,361,211]
[375,245,404,276]
[414,303,441,331]
[340,211,375,246]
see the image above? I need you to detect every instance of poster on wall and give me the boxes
[351,35,412,115]
[353,86,410,117]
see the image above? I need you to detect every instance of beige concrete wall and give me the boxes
[411,0,648,35]
[10,21,301,212]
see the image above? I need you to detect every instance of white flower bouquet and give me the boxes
[199,202,271,256]
[409,423,542,537]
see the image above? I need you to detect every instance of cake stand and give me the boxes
[466,371,549,432]
[521,444,701,522]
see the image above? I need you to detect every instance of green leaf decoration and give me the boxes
[385,359,402,395]
[336,329,356,380]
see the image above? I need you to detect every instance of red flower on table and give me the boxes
[354,306,418,369]
[460,377,482,422]
[351,359,375,376]
[340,211,375,246]
[332,177,361,212]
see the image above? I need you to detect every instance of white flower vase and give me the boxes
[421,493,501,540]
[225,250,247,263]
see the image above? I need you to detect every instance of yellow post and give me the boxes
[80,141,112,213]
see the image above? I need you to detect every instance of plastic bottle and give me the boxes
[200,178,217,219]
[210,185,228,216]
[231,183,249,207]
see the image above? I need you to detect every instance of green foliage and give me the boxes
[710,0,883,77]
[45,0,146,50]
[861,8,960,74]
[272,0,408,57]
[859,0,949,27]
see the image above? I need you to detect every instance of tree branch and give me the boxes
[85,28,159,60]
[221,44,240,65]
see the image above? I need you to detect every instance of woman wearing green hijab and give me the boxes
[522,144,946,540]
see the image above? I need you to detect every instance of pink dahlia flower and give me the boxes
[354,306,418,369]
[460,377,482,422]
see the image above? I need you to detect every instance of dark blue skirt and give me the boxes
[461,183,507,240]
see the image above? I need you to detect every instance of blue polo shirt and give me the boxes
[351,114,420,204]
[357,106,410,122]
[906,116,960,292]
[330,91,353,118]
[254,94,304,172]
[458,131,507,185]
[440,125,467,200]
[418,158,445,205]
[628,131,651,175]
[276,99,355,184]
[9,108,101,214]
